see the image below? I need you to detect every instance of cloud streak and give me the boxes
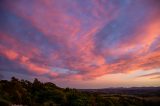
[137,72,160,79]
[0,0,160,81]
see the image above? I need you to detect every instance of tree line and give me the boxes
[0,77,160,106]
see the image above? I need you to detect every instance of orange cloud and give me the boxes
[3,50,18,60]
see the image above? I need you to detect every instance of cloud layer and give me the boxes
[0,0,160,80]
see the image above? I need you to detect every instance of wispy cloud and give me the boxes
[0,0,160,81]
[137,72,160,79]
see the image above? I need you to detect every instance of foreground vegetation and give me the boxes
[0,77,160,106]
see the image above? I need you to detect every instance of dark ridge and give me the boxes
[0,77,160,106]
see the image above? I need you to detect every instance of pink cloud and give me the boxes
[0,0,160,81]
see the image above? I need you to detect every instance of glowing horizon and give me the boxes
[0,0,160,88]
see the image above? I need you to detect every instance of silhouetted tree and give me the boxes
[0,77,160,106]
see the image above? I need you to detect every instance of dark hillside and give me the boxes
[0,77,160,106]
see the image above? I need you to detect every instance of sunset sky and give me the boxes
[0,0,160,88]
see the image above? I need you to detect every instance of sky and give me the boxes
[0,0,160,88]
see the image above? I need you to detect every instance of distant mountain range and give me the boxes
[79,87,160,96]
